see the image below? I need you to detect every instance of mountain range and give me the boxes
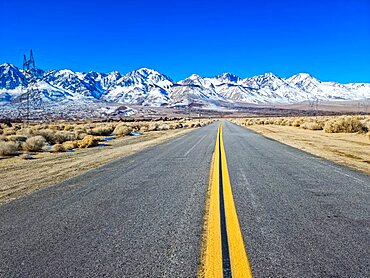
[1,63,369,108]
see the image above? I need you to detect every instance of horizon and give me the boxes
[0,0,369,83]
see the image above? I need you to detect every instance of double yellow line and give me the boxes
[199,123,252,278]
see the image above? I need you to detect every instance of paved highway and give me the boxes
[1,121,369,277]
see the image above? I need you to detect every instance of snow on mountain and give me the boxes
[43,69,103,99]
[102,71,121,90]
[102,68,172,106]
[214,73,241,84]
[0,63,27,90]
[0,63,369,108]
[285,73,370,101]
[169,83,227,105]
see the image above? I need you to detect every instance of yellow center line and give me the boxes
[220,125,253,278]
[199,122,253,278]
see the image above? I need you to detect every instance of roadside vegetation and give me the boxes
[231,115,370,137]
[230,115,370,174]
[0,118,214,204]
[0,119,213,158]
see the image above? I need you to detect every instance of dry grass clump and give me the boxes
[2,128,16,136]
[16,128,34,137]
[360,118,370,132]
[63,124,75,131]
[88,126,114,136]
[323,116,366,133]
[24,136,47,152]
[157,124,169,131]
[53,131,76,144]
[78,135,99,148]
[34,129,56,143]
[8,135,28,142]
[0,141,19,156]
[292,118,304,127]
[147,122,158,131]
[113,124,132,136]
[50,143,65,153]
[300,121,324,130]
[127,122,143,131]
[31,129,76,144]
[62,141,79,150]
[74,127,88,140]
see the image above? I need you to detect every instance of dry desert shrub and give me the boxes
[16,128,34,137]
[147,122,158,131]
[24,136,46,152]
[127,122,142,131]
[263,118,274,125]
[34,129,56,143]
[245,119,255,125]
[62,141,78,150]
[292,118,305,127]
[139,126,149,133]
[63,124,75,131]
[300,122,323,130]
[53,131,76,144]
[8,135,28,142]
[285,119,295,126]
[50,143,65,152]
[360,118,370,132]
[78,135,99,148]
[3,127,16,136]
[157,124,169,130]
[324,116,365,133]
[113,124,132,136]
[273,118,284,125]
[0,141,19,156]
[89,126,114,136]
[74,127,88,140]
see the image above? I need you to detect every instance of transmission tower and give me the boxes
[308,97,319,113]
[23,50,36,71]
[16,50,45,122]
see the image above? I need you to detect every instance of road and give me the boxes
[1,121,369,277]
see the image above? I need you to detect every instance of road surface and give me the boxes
[1,121,369,277]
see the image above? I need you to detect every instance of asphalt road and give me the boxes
[1,121,369,277]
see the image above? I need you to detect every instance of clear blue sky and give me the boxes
[0,0,369,83]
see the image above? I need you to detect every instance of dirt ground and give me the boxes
[245,125,370,175]
[0,128,192,205]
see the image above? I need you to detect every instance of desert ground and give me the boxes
[230,115,370,174]
[0,119,213,204]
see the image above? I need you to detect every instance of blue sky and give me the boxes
[0,0,369,83]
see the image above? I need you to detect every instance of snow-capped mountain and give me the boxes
[0,63,369,108]
[102,68,173,106]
